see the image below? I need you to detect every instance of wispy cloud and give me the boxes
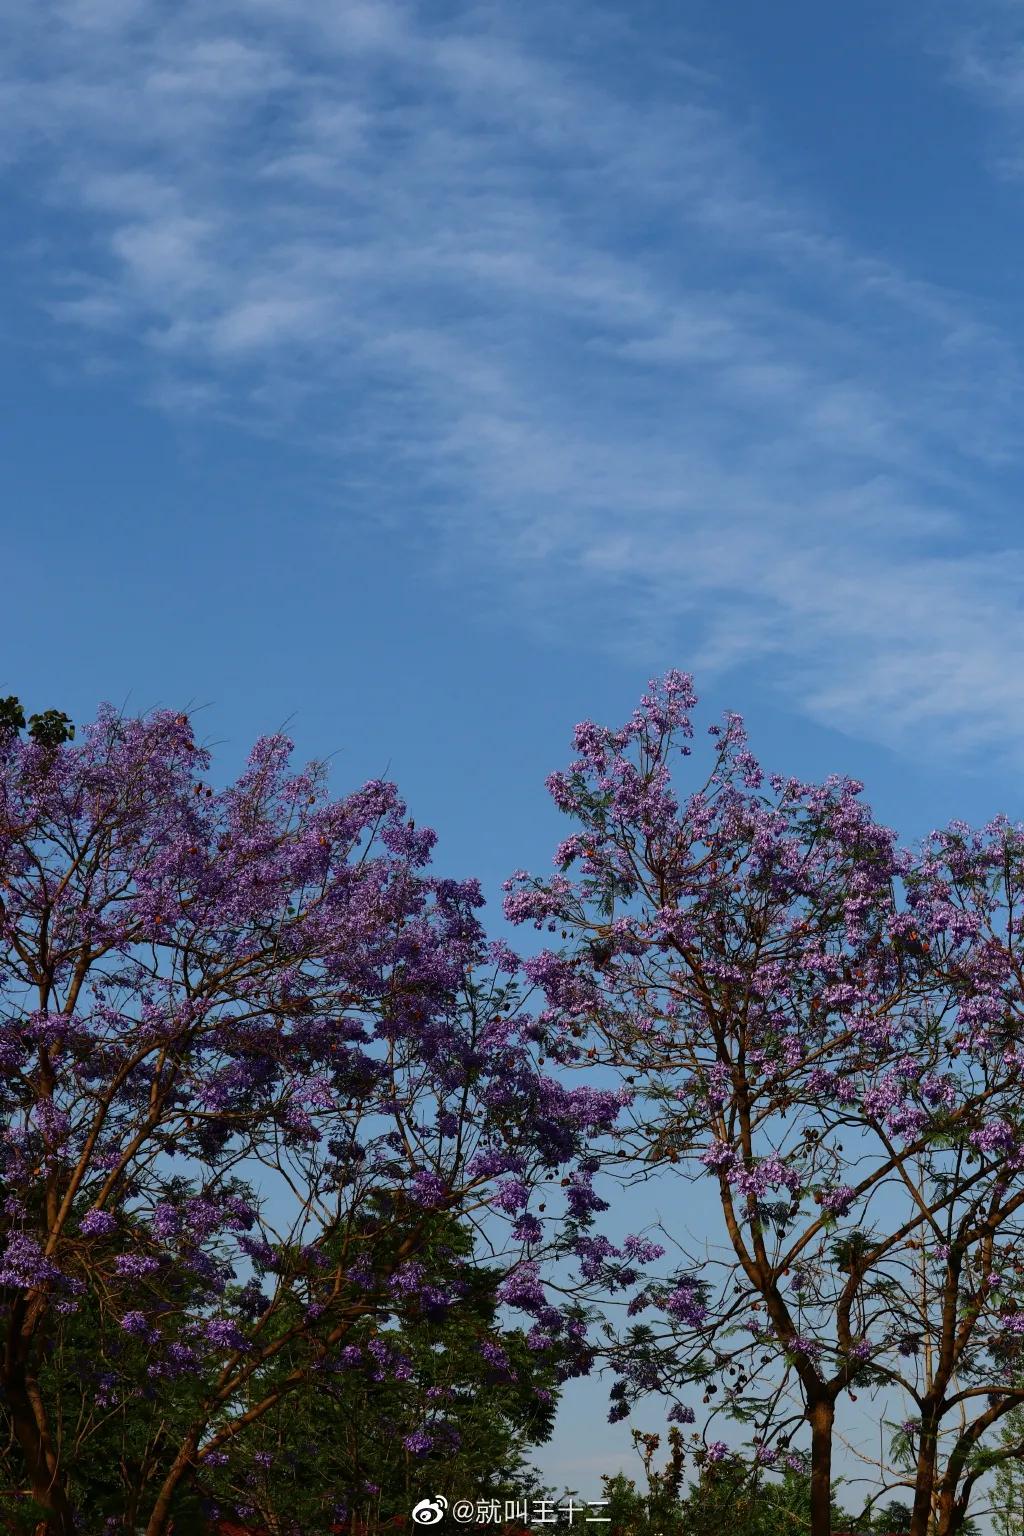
[944,2,1024,174]
[5,0,1024,754]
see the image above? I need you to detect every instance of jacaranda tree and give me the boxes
[0,703,622,1534]
[505,673,1024,1536]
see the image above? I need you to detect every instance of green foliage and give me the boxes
[199,1223,562,1530]
[680,1463,847,1536]
[0,1491,53,1533]
[0,696,26,733]
[0,695,74,745]
[992,1406,1024,1536]
[597,1435,863,1536]
[22,1265,211,1528]
[16,1216,560,1532]
[27,707,75,747]
[873,1500,914,1534]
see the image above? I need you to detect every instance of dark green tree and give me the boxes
[197,1218,563,1532]
[5,1216,561,1533]
[598,1435,852,1536]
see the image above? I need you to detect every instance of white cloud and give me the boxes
[210,295,328,354]
[4,0,1024,755]
[939,4,1024,175]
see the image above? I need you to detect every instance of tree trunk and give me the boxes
[143,1437,197,1536]
[5,1372,75,1535]
[935,1487,957,1536]
[909,1414,940,1536]
[808,1395,835,1536]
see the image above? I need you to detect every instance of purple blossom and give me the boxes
[120,1311,157,1341]
[479,1338,517,1378]
[114,1254,161,1278]
[79,1209,117,1237]
[205,1318,248,1351]
[730,1155,801,1198]
[971,1121,1016,1158]
[622,1234,666,1263]
[663,1279,707,1327]
[408,1171,448,1207]
[819,1186,856,1217]
[402,1429,434,1457]
[498,1262,547,1313]
[491,1178,530,1214]
[0,1234,63,1288]
[512,1214,543,1243]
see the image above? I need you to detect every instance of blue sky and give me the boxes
[5,0,1024,1502]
